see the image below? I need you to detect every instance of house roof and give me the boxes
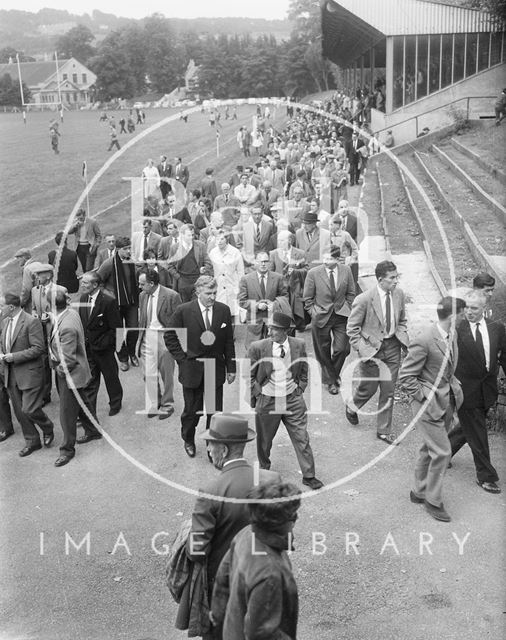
[0,60,70,87]
[322,0,504,65]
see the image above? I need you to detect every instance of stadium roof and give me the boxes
[321,0,504,66]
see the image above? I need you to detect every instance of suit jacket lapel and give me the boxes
[11,313,25,346]
[89,291,102,323]
[193,300,206,331]
[371,288,383,324]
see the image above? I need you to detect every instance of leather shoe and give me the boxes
[54,455,73,467]
[328,383,339,395]
[77,433,103,444]
[410,490,424,504]
[424,500,451,522]
[0,431,14,443]
[377,433,398,445]
[130,355,139,367]
[19,443,42,457]
[345,405,359,426]
[119,361,129,372]
[109,406,121,416]
[158,406,175,420]
[302,477,324,490]
[476,480,501,494]
[184,442,196,458]
[43,432,54,447]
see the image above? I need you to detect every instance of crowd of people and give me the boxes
[2,99,505,638]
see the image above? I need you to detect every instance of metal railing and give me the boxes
[373,95,496,138]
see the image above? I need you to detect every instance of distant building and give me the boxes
[0,57,96,107]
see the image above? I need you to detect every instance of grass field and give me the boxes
[0,105,259,291]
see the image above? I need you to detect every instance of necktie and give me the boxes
[225,195,228,203]
[475,322,486,368]
[146,294,153,326]
[204,308,211,331]
[260,275,266,299]
[256,224,261,244]
[385,291,392,334]
[5,317,13,352]
[279,344,285,358]
[328,269,336,298]
[307,232,312,242]
[86,295,92,322]
[143,235,148,258]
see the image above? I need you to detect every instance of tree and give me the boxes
[143,15,179,93]
[88,32,137,100]
[55,24,95,64]
[0,73,31,106]
[0,47,34,63]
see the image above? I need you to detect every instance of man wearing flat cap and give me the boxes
[30,263,67,406]
[15,248,38,314]
[186,413,280,637]
[248,311,323,491]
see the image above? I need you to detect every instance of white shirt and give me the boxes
[469,317,490,370]
[147,286,162,330]
[377,285,395,338]
[198,300,213,328]
[263,339,296,397]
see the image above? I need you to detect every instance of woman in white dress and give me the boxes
[209,229,245,324]
[142,158,160,199]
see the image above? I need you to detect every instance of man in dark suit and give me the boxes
[173,156,189,187]
[78,271,123,422]
[348,131,365,186]
[201,167,218,206]
[96,237,139,371]
[164,276,236,458]
[186,414,280,625]
[137,269,181,419]
[249,312,323,490]
[0,308,14,443]
[157,154,173,200]
[238,252,289,347]
[449,290,506,493]
[400,297,466,522]
[303,246,356,395]
[162,193,192,226]
[338,202,358,242]
[346,260,409,443]
[48,290,101,466]
[0,292,54,456]
[48,231,79,293]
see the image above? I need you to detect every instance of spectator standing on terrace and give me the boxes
[494,88,506,125]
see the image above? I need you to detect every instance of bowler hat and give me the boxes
[269,312,291,330]
[200,413,256,443]
[32,263,54,273]
[302,211,318,224]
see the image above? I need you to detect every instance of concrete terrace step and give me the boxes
[413,150,505,285]
[433,142,506,223]
[397,150,480,288]
[449,137,506,187]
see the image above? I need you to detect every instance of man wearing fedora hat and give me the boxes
[30,262,67,406]
[186,413,280,633]
[295,210,330,266]
[248,311,323,490]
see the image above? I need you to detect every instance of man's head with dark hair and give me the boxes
[473,272,495,288]
[248,482,301,532]
[54,231,65,246]
[139,268,160,295]
[191,189,201,200]
[375,260,397,280]
[436,296,466,321]
[1,292,21,308]
[53,289,68,311]
[205,167,214,175]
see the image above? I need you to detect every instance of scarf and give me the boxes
[112,253,138,307]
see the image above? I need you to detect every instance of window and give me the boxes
[441,34,453,89]
[490,32,502,65]
[74,92,78,102]
[393,36,404,109]
[404,36,416,105]
[466,33,478,77]
[62,74,67,80]
[477,33,490,72]
[417,35,428,99]
[82,73,87,84]
[429,34,441,94]
[72,73,78,83]
[454,33,465,82]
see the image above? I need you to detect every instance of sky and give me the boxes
[2,0,291,20]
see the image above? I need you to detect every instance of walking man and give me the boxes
[400,297,466,522]
[249,312,323,490]
[345,260,409,443]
